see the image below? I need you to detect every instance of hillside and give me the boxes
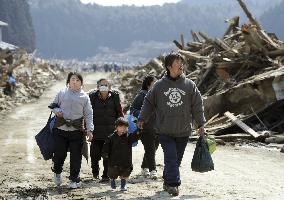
[0,0,35,52]
[29,0,281,62]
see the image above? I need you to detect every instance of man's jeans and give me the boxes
[159,134,189,186]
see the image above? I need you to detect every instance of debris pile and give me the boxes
[0,49,63,114]
[117,58,164,110]
[117,0,284,151]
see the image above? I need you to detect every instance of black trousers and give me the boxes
[140,129,159,171]
[90,139,108,178]
[52,128,83,182]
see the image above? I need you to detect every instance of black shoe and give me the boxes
[93,173,99,179]
[99,176,110,183]
[163,183,179,196]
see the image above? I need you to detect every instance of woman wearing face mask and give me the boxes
[51,72,93,189]
[130,75,159,179]
[89,78,124,183]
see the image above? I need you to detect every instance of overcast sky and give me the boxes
[80,0,181,6]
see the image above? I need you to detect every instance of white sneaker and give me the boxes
[141,168,150,177]
[54,173,62,186]
[149,170,158,180]
[68,181,81,189]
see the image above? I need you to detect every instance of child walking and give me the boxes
[102,117,140,191]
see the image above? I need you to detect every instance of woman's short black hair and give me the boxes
[66,72,83,85]
[164,52,184,73]
[97,78,108,85]
[141,75,155,91]
[115,117,129,127]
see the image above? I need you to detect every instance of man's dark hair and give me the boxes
[115,117,129,127]
[164,52,184,73]
[66,72,83,85]
[97,78,108,85]
[141,75,155,91]
[7,71,13,77]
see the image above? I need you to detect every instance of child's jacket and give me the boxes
[102,131,140,168]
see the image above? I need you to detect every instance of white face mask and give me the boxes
[99,85,109,92]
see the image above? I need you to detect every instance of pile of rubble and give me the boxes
[177,0,284,96]
[117,0,284,152]
[116,58,164,110]
[0,48,63,114]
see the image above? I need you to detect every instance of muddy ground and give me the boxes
[0,72,283,200]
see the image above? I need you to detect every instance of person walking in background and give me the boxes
[89,78,124,183]
[51,72,93,189]
[138,52,206,196]
[130,75,159,179]
[102,117,141,191]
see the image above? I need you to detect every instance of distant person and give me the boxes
[103,64,111,72]
[138,52,206,196]
[130,75,159,179]
[0,60,5,80]
[3,71,16,96]
[89,78,124,182]
[51,72,93,189]
[102,117,140,191]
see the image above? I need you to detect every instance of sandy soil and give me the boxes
[0,72,284,200]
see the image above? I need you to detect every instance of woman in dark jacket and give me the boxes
[89,78,124,182]
[130,75,159,179]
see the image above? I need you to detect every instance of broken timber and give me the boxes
[224,111,260,138]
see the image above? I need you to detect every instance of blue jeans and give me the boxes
[159,134,189,187]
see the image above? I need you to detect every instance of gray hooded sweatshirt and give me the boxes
[139,74,205,137]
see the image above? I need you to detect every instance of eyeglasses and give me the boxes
[99,84,108,87]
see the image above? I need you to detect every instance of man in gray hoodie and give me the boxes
[138,52,206,196]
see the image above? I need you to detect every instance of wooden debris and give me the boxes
[178,50,208,61]
[117,0,284,147]
[180,34,185,50]
[204,113,219,127]
[214,133,254,142]
[191,30,201,43]
[265,135,284,144]
[237,0,262,30]
[223,16,239,37]
[197,60,214,88]
[0,48,63,113]
[173,40,183,50]
[268,48,284,57]
[224,111,260,138]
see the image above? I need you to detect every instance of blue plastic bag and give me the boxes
[127,113,138,147]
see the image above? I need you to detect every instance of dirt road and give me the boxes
[0,72,283,200]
